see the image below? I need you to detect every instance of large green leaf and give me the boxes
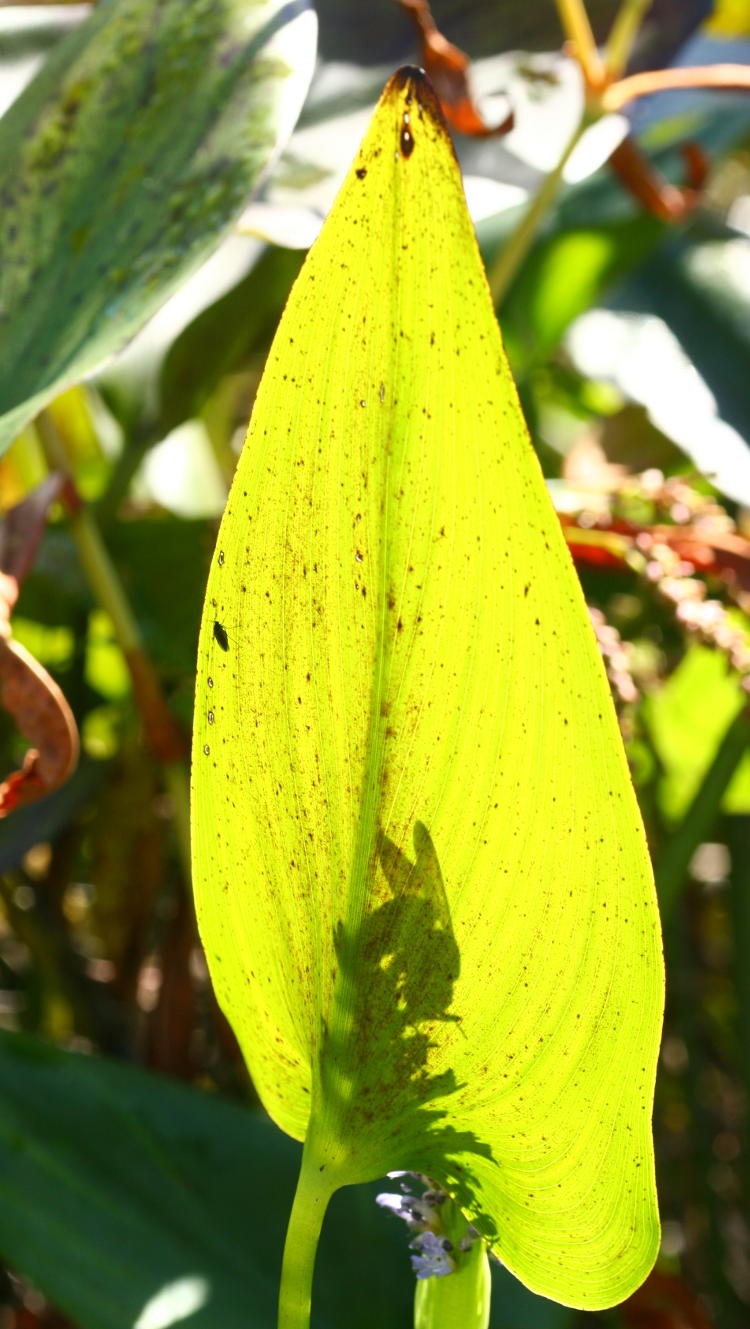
[0,1030,414,1329]
[0,0,316,455]
[192,69,663,1311]
[500,215,665,380]
[608,230,750,457]
[158,245,305,433]
[643,643,750,823]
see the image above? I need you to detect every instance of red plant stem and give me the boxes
[608,135,699,222]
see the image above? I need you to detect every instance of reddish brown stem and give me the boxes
[0,637,79,816]
[608,134,704,222]
[397,0,513,136]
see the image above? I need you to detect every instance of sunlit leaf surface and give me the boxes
[0,0,316,454]
[192,68,664,1310]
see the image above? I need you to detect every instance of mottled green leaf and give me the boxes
[0,0,316,454]
[192,69,663,1312]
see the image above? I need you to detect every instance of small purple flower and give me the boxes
[376,1172,478,1281]
[409,1230,456,1279]
[375,1173,444,1229]
[375,1192,410,1220]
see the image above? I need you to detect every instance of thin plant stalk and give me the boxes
[554,0,606,88]
[490,0,618,306]
[487,119,586,306]
[277,1139,338,1329]
[35,410,192,884]
[562,526,633,562]
[604,0,652,80]
[57,487,143,654]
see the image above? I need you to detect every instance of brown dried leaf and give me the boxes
[0,474,67,586]
[608,135,707,222]
[397,0,513,136]
[0,636,79,816]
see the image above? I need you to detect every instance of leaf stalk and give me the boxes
[604,0,651,81]
[414,1219,491,1329]
[277,1139,339,1329]
[554,0,607,89]
[487,118,586,306]
[35,409,191,882]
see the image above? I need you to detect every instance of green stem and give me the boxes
[487,119,586,307]
[278,1142,338,1329]
[414,1240,491,1329]
[562,525,632,560]
[37,412,141,650]
[96,418,162,524]
[35,411,192,884]
[654,705,750,922]
[488,0,606,311]
[604,0,651,81]
[554,0,606,87]
[67,506,143,650]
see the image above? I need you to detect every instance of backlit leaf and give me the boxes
[0,0,316,455]
[191,68,663,1311]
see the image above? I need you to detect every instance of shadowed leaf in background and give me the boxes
[191,67,664,1320]
[0,1029,418,1329]
[0,0,316,456]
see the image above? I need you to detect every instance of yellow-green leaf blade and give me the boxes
[192,69,663,1310]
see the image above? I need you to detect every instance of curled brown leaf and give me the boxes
[397,0,513,136]
[0,636,79,817]
[608,134,707,222]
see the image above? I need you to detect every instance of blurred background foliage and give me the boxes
[0,1,750,1327]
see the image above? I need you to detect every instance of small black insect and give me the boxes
[213,620,229,652]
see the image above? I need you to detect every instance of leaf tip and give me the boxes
[383,65,456,159]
